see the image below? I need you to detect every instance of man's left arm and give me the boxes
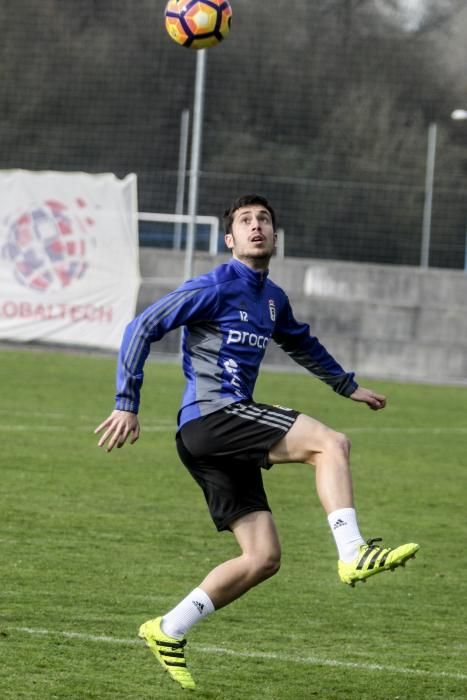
[272,296,386,408]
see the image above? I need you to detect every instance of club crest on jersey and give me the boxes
[268,299,276,321]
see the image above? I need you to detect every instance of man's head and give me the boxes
[223,194,277,269]
[223,194,276,234]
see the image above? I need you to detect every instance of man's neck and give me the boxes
[232,254,270,272]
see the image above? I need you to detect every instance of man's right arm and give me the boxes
[94,281,219,450]
[115,286,208,414]
[115,283,219,413]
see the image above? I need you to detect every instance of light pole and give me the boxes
[184,49,207,282]
[451,109,467,270]
[420,122,437,268]
[421,111,467,268]
[174,109,190,251]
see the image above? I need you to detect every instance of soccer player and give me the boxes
[95,194,419,691]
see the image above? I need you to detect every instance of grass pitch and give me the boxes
[1,346,466,699]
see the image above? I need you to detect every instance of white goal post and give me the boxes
[138,211,220,255]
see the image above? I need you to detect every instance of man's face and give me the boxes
[225,205,276,265]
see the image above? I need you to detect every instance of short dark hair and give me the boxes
[223,194,276,234]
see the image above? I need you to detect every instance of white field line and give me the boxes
[0,424,174,432]
[343,426,467,434]
[10,626,467,683]
[1,409,466,435]
[0,408,176,431]
[1,423,467,435]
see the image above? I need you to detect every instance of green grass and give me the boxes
[1,346,466,699]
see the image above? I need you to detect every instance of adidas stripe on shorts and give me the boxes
[176,401,300,531]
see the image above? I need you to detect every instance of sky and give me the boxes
[373,0,457,32]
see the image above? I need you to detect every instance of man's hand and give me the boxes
[94,409,140,452]
[350,386,386,411]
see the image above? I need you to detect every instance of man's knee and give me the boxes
[333,430,351,457]
[305,429,351,464]
[247,550,281,582]
[262,551,281,578]
[321,430,351,460]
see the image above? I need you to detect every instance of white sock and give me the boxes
[161,587,215,639]
[327,508,365,563]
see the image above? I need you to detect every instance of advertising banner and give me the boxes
[0,170,140,350]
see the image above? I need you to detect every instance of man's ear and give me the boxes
[225,233,234,250]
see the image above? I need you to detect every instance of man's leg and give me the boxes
[268,413,419,585]
[268,413,365,561]
[268,413,354,513]
[161,510,280,633]
[139,511,281,689]
[198,510,281,609]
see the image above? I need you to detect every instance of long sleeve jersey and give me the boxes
[115,258,358,427]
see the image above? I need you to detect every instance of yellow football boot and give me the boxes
[139,616,196,690]
[339,538,419,586]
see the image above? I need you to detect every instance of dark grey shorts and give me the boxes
[176,400,299,531]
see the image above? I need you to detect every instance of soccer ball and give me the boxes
[164,0,232,50]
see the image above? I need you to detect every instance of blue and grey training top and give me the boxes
[115,258,358,427]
